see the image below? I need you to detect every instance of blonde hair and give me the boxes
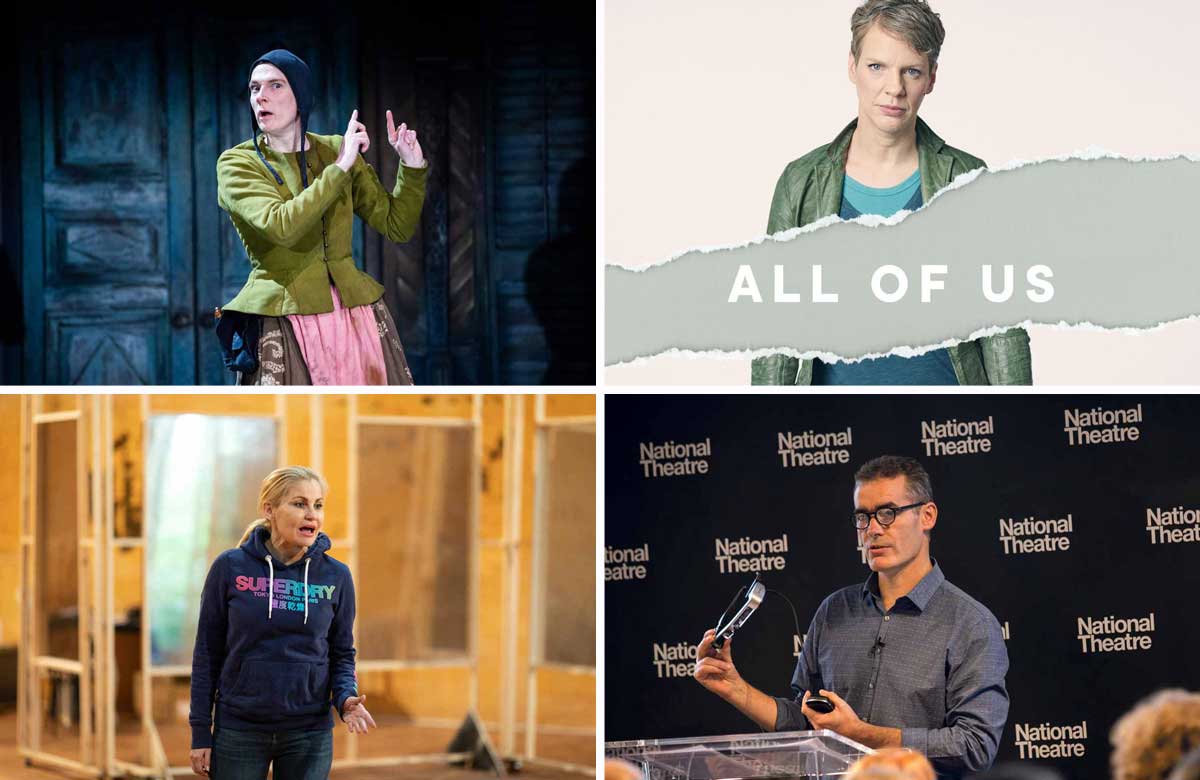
[1111,689,1200,780]
[237,466,329,545]
[847,748,936,780]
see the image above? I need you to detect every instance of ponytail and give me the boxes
[237,518,269,546]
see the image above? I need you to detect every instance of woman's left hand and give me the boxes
[386,110,425,168]
[342,693,378,734]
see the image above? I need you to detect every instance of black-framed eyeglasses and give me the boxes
[853,502,927,529]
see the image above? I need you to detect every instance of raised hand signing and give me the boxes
[386,110,425,168]
[335,109,370,172]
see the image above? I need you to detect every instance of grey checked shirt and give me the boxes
[775,561,1009,779]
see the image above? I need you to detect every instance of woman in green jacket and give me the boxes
[217,49,427,385]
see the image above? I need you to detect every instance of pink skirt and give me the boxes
[238,291,414,386]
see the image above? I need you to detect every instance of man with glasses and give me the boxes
[694,455,1009,779]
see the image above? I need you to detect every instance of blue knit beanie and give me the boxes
[249,49,314,188]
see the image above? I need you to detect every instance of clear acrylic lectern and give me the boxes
[605,729,873,780]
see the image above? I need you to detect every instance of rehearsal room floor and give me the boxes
[0,708,594,779]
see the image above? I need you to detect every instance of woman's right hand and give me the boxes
[189,748,211,776]
[693,628,747,703]
[336,109,370,172]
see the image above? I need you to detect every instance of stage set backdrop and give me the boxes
[3,0,593,385]
[605,394,1200,780]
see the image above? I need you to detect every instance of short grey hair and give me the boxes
[850,0,946,71]
[854,455,933,504]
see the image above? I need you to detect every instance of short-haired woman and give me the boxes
[189,466,375,778]
[216,48,426,385]
[752,0,1032,386]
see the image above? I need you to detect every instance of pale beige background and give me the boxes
[604,0,1200,384]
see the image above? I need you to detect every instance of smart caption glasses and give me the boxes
[853,501,927,530]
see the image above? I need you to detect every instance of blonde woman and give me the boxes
[188,467,374,778]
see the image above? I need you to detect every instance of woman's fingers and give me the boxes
[386,110,396,140]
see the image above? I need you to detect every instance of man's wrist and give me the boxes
[848,720,902,749]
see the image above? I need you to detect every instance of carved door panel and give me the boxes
[21,24,195,384]
[193,17,357,385]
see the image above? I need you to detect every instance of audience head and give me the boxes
[1111,689,1200,780]
[846,748,935,780]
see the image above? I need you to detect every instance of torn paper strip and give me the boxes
[605,156,1200,366]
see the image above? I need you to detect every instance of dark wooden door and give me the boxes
[20,21,196,384]
[18,15,356,385]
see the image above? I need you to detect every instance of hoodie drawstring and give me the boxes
[265,555,275,619]
[303,558,311,625]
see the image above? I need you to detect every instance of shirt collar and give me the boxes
[861,558,945,612]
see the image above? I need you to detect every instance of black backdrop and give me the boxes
[605,394,1200,780]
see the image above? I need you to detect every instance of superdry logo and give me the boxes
[652,641,698,678]
[605,544,649,581]
[714,534,789,574]
[920,416,994,457]
[998,514,1074,554]
[777,429,852,468]
[1063,403,1142,446]
[1077,613,1155,653]
[1145,506,1200,545]
[1014,721,1087,759]
[639,438,711,478]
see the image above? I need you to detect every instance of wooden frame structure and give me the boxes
[140,397,286,778]
[337,393,484,770]
[18,395,110,778]
[515,395,597,775]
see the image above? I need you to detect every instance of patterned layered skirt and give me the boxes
[238,293,414,386]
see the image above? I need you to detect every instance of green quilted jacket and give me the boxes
[217,132,427,316]
[751,118,1032,385]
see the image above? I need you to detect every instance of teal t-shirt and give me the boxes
[812,169,959,386]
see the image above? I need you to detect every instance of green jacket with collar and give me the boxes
[750,118,1032,385]
[217,132,427,317]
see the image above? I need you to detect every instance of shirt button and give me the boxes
[869,683,874,688]
[884,616,890,621]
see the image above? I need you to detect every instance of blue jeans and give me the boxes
[211,727,333,780]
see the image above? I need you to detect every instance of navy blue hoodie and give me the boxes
[189,525,357,749]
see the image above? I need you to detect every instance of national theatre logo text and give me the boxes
[1077,613,1155,653]
[605,544,650,581]
[1145,506,1200,545]
[652,641,698,678]
[1014,721,1087,759]
[998,514,1074,554]
[920,416,994,457]
[639,438,711,478]
[1063,403,1142,446]
[777,428,852,468]
[714,534,789,574]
